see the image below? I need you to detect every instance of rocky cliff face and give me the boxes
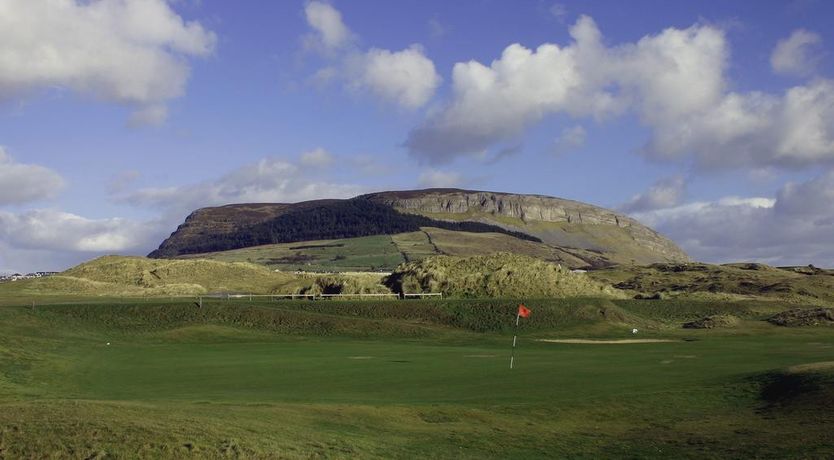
[149,189,689,265]
[366,189,626,225]
[364,189,689,264]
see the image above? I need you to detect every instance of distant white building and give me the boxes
[0,272,58,282]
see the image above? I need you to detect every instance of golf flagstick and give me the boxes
[510,312,519,369]
[510,304,531,369]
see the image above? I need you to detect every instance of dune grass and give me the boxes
[1,297,833,458]
[386,253,623,298]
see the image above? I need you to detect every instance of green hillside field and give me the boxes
[1,297,833,458]
[178,234,406,272]
[172,227,608,272]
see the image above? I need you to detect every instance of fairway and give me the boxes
[1,299,834,458]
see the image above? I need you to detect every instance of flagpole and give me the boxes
[510,312,520,369]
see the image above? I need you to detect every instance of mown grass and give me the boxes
[1,298,833,458]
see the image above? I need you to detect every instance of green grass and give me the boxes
[1,298,833,458]
[179,234,406,272]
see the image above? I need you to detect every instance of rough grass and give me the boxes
[588,262,834,304]
[0,256,390,299]
[386,253,624,299]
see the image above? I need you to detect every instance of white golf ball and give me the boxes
[632,328,638,334]
[106,342,111,346]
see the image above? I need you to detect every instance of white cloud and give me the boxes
[418,169,463,188]
[620,176,686,213]
[0,147,65,205]
[299,147,335,168]
[0,209,167,273]
[302,2,440,109]
[303,0,355,52]
[771,29,822,77]
[120,156,369,218]
[0,0,216,124]
[0,209,153,252]
[406,16,724,162]
[406,15,834,169]
[628,172,834,266]
[348,46,441,109]
[552,125,586,155]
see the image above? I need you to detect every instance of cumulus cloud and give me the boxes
[303,1,440,109]
[628,172,834,266]
[348,46,442,109]
[418,169,463,188]
[0,209,165,273]
[303,0,355,52]
[0,209,151,252]
[0,147,65,205]
[620,176,686,213]
[406,16,724,162]
[0,0,216,124]
[406,15,834,169]
[771,29,823,77]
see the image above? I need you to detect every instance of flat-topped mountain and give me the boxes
[149,188,689,268]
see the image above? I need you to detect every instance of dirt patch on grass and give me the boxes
[682,314,740,329]
[537,339,677,344]
[768,308,834,327]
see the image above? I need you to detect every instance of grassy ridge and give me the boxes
[588,262,834,304]
[1,296,808,337]
[0,256,391,301]
[386,253,623,299]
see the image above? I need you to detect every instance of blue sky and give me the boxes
[2,0,834,272]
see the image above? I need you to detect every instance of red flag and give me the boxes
[518,304,531,318]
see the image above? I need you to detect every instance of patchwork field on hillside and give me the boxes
[174,227,611,272]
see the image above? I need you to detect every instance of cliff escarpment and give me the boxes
[149,189,688,267]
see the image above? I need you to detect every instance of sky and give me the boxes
[2,0,834,273]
